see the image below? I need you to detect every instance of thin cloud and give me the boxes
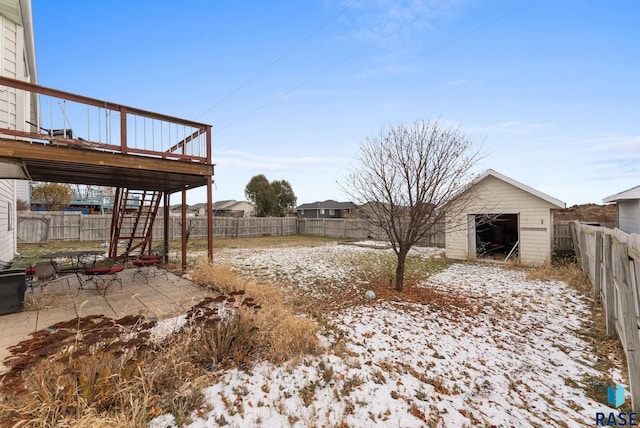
[213,150,348,173]
[444,79,470,86]
[470,120,555,134]
[332,0,470,47]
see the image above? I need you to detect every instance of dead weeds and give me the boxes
[0,264,322,427]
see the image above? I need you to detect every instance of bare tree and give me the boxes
[344,118,482,292]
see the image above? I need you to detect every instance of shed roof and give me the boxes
[602,185,640,203]
[471,169,566,209]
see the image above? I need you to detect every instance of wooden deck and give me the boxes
[0,268,214,369]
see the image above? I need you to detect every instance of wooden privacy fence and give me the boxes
[297,218,446,247]
[17,213,450,245]
[17,213,298,243]
[20,212,574,249]
[553,221,574,253]
[571,221,640,410]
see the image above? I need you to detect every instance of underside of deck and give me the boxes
[0,139,213,193]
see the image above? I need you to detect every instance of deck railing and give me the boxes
[0,76,211,163]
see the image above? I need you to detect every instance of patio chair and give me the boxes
[31,260,59,289]
[80,259,124,295]
[132,254,168,284]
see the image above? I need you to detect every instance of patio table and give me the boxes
[39,250,105,285]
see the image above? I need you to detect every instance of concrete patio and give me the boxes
[0,267,213,367]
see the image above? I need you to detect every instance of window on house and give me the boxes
[329,209,335,216]
[320,209,325,215]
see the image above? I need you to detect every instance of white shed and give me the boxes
[445,169,565,266]
[603,185,640,234]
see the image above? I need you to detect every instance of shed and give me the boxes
[602,185,640,234]
[445,169,565,266]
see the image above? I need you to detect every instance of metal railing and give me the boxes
[0,75,212,163]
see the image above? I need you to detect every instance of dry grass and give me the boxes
[554,203,616,224]
[508,259,591,295]
[0,264,321,427]
[189,264,321,364]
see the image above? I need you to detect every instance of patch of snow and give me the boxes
[169,247,622,427]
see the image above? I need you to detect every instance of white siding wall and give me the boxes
[0,15,17,130]
[445,175,558,266]
[0,178,15,261]
[0,13,27,261]
[14,179,28,202]
[617,200,640,234]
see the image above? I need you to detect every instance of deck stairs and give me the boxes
[108,188,162,260]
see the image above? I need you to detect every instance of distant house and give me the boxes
[170,200,256,218]
[603,185,640,234]
[213,200,256,218]
[445,169,565,266]
[296,200,358,218]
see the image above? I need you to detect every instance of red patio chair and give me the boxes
[132,254,168,284]
[80,261,124,295]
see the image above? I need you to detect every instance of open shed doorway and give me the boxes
[474,214,519,261]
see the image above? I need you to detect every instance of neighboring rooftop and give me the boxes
[296,200,357,210]
[603,185,640,203]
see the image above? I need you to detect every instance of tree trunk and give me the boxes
[395,252,407,292]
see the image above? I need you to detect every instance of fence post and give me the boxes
[612,241,640,411]
[79,214,84,242]
[579,229,590,276]
[603,233,616,339]
[570,221,580,258]
[594,231,602,302]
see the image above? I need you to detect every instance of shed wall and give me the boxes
[445,175,558,265]
[617,200,640,234]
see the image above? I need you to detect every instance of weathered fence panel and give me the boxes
[17,214,49,243]
[16,213,300,242]
[572,221,640,410]
[553,221,575,252]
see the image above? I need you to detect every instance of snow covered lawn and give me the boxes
[158,242,623,427]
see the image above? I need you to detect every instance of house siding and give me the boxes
[617,200,640,234]
[0,9,32,261]
[0,178,15,261]
[445,175,558,266]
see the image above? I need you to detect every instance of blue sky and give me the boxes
[32,1,639,207]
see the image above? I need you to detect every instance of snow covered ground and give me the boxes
[152,242,623,427]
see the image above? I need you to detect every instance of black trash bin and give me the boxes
[0,270,27,315]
